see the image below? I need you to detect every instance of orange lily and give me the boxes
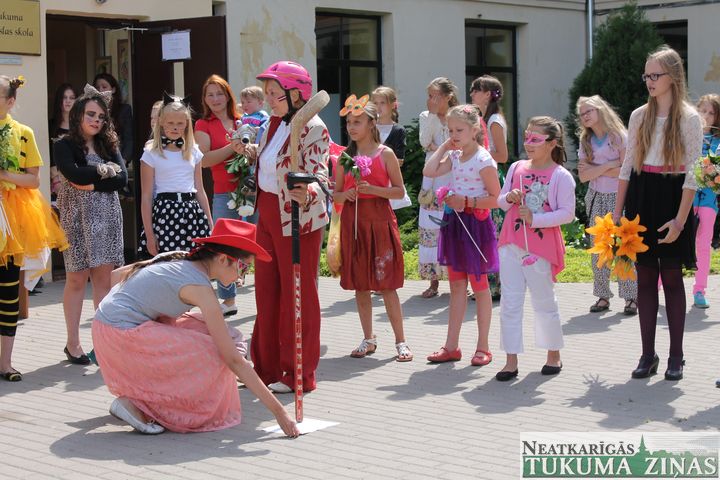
[615,214,646,241]
[585,212,615,238]
[613,257,637,281]
[588,241,615,269]
[616,234,649,262]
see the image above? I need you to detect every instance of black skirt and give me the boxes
[625,170,696,269]
[138,193,210,257]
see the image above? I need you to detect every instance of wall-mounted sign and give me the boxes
[161,30,191,61]
[0,0,41,56]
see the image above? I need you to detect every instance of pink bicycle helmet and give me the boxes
[257,61,313,101]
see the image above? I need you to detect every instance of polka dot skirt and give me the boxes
[139,197,210,257]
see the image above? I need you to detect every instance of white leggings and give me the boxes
[498,244,564,354]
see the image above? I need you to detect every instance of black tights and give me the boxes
[636,260,685,359]
[0,260,20,337]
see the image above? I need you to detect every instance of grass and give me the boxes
[320,247,720,282]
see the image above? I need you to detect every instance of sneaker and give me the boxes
[693,292,710,309]
[220,303,238,317]
[268,381,293,394]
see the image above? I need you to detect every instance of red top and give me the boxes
[343,146,391,199]
[195,114,240,194]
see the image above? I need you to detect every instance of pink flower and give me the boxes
[353,155,373,177]
[436,185,453,204]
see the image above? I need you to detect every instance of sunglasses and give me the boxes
[523,131,551,146]
[579,108,597,118]
[641,72,669,82]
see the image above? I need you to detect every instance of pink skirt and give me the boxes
[92,313,242,433]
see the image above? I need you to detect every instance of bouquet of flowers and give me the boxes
[225,122,259,218]
[586,213,648,280]
[693,150,720,193]
[338,151,372,239]
[0,123,20,190]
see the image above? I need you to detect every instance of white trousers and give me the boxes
[499,244,564,354]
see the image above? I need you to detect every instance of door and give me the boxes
[130,15,227,256]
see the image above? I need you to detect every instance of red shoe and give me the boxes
[470,349,493,366]
[427,347,462,363]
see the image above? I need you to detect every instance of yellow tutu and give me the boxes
[0,187,68,268]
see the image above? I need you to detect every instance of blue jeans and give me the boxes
[212,192,239,300]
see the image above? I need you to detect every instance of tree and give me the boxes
[566,1,664,223]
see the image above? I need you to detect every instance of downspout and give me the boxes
[587,0,594,60]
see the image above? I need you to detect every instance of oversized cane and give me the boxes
[287,90,330,423]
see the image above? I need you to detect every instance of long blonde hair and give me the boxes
[635,46,689,172]
[371,86,399,123]
[576,95,627,164]
[447,104,485,147]
[151,100,195,160]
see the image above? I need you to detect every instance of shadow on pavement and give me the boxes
[462,372,553,413]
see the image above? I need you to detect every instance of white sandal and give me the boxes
[395,342,413,362]
[350,336,377,358]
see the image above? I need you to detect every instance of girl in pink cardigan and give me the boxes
[494,116,576,382]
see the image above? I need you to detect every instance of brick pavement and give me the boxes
[1,275,720,479]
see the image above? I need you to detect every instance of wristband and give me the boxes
[672,218,684,232]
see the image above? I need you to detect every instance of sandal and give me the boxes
[350,336,377,358]
[421,287,438,299]
[589,298,610,313]
[395,342,413,362]
[470,349,493,367]
[624,299,638,315]
[1,369,22,382]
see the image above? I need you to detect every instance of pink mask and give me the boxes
[524,132,550,146]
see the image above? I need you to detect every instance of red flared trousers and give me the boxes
[251,190,323,392]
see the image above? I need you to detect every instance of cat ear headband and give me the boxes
[339,94,370,117]
[83,84,113,107]
[163,92,191,107]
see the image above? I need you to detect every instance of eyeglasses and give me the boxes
[523,131,551,146]
[641,72,669,82]
[84,111,107,123]
[579,108,597,118]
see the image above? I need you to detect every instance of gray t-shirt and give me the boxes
[96,259,212,330]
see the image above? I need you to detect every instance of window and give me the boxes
[316,12,382,144]
[465,22,518,158]
[655,21,688,72]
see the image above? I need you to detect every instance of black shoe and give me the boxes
[495,369,519,382]
[541,363,562,375]
[715,378,720,388]
[631,354,659,379]
[664,357,685,381]
[64,346,91,365]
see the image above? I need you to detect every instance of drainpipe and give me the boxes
[587,0,594,60]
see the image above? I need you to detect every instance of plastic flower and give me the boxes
[354,155,372,177]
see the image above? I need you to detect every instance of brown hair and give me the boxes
[345,100,382,157]
[528,116,567,165]
[201,74,239,120]
[0,75,25,99]
[698,93,720,139]
[470,75,504,122]
[371,86,399,123]
[635,46,689,172]
[67,93,119,160]
[428,77,459,108]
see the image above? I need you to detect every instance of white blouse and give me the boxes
[257,121,290,194]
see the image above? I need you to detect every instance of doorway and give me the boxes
[45,14,227,278]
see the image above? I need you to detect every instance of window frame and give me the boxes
[464,21,519,159]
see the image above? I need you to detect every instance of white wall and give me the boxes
[224,0,587,149]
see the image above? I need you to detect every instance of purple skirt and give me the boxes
[438,210,498,279]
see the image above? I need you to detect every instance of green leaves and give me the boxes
[0,124,20,173]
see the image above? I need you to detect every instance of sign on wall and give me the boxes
[0,0,41,56]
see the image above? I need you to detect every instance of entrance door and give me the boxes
[131,15,227,230]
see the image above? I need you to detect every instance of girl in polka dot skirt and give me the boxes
[139,95,212,257]
[423,104,500,366]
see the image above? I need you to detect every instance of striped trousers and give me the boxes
[0,261,20,337]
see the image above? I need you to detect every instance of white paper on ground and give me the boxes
[262,418,338,436]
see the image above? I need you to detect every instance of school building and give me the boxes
[1,0,718,272]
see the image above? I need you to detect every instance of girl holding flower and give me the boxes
[691,94,720,309]
[613,46,704,381]
[334,97,412,362]
[423,104,500,366]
